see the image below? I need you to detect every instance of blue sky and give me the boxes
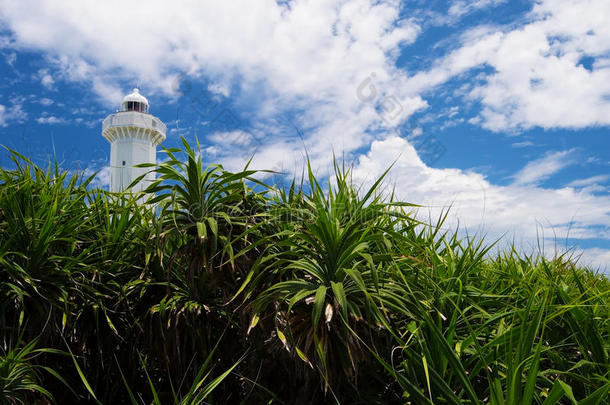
[0,0,609,271]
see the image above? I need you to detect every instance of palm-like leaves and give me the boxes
[0,141,608,404]
[249,161,417,389]
[142,138,263,281]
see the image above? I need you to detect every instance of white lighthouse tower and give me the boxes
[102,88,166,193]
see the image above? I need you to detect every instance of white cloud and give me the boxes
[448,0,507,18]
[0,102,26,126]
[407,0,610,131]
[41,73,54,89]
[0,35,10,48]
[511,141,535,148]
[83,165,110,189]
[578,248,610,274]
[208,130,254,147]
[567,175,610,188]
[0,0,420,108]
[352,136,610,248]
[39,97,54,106]
[4,50,16,65]
[207,82,231,98]
[36,115,65,124]
[36,68,55,90]
[92,165,110,188]
[511,149,575,186]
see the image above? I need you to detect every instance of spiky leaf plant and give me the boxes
[245,161,419,399]
[0,140,608,404]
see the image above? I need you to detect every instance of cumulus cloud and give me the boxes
[352,135,610,249]
[0,0,420,104]
[407,0,610,131]
[0,0,426,166]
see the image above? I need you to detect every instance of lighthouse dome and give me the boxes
[121,88,149,113]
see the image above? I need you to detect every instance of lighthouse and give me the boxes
[102,88,166,193]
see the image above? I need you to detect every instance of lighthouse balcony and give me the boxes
[102,111,167,144]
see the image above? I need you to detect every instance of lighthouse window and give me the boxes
[122,161,126,166]
[123,101,148,113]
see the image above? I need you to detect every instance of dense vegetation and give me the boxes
[0,141,609,404]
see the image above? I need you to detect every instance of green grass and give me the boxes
[0,141,608,404]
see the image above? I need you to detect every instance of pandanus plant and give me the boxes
[246,161,419,394]
[0,149,95,341]
[132,138,267,381]
[1,140,608,404]
[139,138,265,292]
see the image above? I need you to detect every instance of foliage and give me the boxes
[0,141,608,404]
